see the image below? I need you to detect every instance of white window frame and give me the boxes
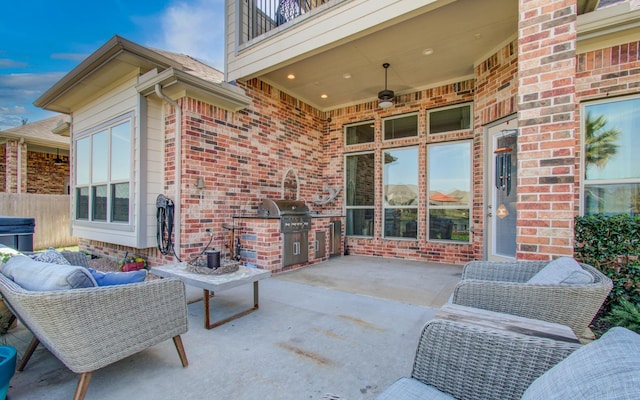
[580,94,640,216]
[427,140,472,243]
[382,146,419,239]
[427,102,473,135]
[382,112,419,142]
[74,112,133,230]
[344,120,375,146]
[344,151,375,237]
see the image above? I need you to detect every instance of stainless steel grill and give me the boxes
[257,199,311,233]
[257,199,311,267]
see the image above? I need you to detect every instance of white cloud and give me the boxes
[153,0,226,70]
[0,59,28,69]
[0,72,64,130]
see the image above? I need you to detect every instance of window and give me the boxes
[582,96,640,216]
[384,113,418,140]
[345,152,375,236]
[345,121,374,145]
[428,141,471,242]
[75,115,132,224]
[383,147,418,238]
[428,103,472,134]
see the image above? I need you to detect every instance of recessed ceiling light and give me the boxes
[422,48,434,56]
[287,74,296,79]
[343,73,351,79]
[474,33,482,40]
[321,94,328,99]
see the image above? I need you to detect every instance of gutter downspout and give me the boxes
[155,84,182,259]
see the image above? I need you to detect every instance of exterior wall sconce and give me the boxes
[194,177,206,189]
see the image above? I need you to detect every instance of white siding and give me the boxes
[142,96,165,247]
[70,72,164,249]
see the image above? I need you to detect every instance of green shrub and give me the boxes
[574,214,640,314]
[602,298,640,333]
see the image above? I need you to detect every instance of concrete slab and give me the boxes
[277,255,463,308]
[4,255,462,400]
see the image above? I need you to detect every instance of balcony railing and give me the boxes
[240,0,330,44]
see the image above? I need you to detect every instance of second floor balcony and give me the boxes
[240,0,334,44]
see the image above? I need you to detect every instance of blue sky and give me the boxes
[0,0,226,131]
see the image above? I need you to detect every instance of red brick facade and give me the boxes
[1,142,69,195]
[517,0,577,260]
[82,1,640,270]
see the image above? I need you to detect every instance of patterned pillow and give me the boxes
[30,247,71,265]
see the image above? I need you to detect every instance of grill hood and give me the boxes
[257,199,310,217]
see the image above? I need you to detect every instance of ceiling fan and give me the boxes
[377,62,394,109]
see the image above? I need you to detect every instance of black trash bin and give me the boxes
[0,216,35,252]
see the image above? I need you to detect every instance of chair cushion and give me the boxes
[527,257,594,285]
[374,377,456,400]
[88,268,147,286]
[1,255,97,291]
[522,327,640,400]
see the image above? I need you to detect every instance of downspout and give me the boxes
[155,84,182,259]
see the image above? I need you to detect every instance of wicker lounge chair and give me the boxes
[0,272,189,400]
[451,260,612,337]
[375,312,639,400]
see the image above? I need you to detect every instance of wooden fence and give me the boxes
[0,193,76,250]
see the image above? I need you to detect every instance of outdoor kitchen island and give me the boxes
[232,199,344,273]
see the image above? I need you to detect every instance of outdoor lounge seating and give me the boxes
[450,258,613,336]
[0,247,189,400]
[375,311,640,400]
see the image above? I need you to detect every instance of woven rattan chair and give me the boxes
[0,273,189,400]
[375,314,639,400]
[451,260,612,337]
[375,317,582,400]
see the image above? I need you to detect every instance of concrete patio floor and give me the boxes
[5,255,463,400]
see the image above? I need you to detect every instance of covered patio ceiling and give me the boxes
[257,0,519,111]
[251,0,602,112]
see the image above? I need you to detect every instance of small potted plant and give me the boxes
[118,252,147,272]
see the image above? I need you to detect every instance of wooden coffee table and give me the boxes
[435,304,580,343]
[151,263,271,329]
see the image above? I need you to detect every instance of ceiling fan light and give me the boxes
[378,99,394,108]
[377,63,394,108]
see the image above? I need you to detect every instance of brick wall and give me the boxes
[576,41,640,99]
[1,143,67,194]
[328,81,477,265]
[99,43,519,267]
[26,151,69,194]
[136,79,328,266]
[517,0,577,260]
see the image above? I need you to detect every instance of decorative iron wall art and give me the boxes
[494,146,512,196]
